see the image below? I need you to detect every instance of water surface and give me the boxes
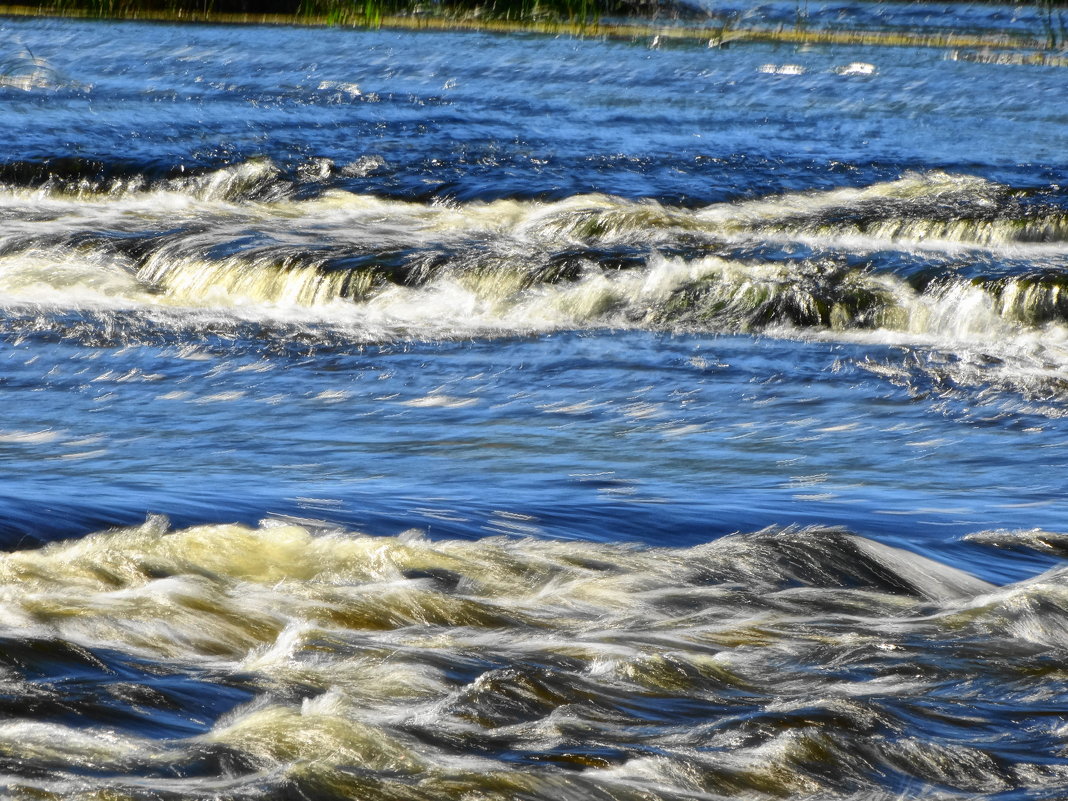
[1,12,1068,799]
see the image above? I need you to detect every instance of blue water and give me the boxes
[2,10,1068,799]
[687,0,1062,37]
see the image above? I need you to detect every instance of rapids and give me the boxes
[1,8,1067,800]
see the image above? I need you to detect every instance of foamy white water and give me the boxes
[1,11,1067,800]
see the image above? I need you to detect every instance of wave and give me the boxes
[4,239,1067,344]
[0,157,293,203]
[2,516,1067,799]
[1,163,1066,348]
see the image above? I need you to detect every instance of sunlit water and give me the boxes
[1,11,1068,800]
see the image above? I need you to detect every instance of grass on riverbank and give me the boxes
[1,0,1066,58]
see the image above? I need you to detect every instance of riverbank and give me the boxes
[1,1,1065,59]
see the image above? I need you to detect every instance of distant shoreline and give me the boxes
[1,2,1066,65]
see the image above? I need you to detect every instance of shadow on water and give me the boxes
[0,634,253,744]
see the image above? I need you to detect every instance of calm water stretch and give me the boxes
[1,10,1068,799]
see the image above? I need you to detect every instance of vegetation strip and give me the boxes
[1,2,1066,58]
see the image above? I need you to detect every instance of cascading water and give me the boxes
[1,11,1067,800]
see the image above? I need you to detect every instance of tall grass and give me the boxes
[51,0,216,15]
[7,0,1068,53]
[32,0,678,24]
[1037,0,1068,47]
[296,0,666,26]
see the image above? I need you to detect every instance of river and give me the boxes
[1,11,1067,799]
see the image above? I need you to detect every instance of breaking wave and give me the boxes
[3,516,1068,799]
[2,164,1068,386]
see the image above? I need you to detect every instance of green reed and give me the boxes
[1037,0,1068,47]
[4,0,1067,54]
[295,0,661,26]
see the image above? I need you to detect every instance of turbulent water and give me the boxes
[1,10,1068,800]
